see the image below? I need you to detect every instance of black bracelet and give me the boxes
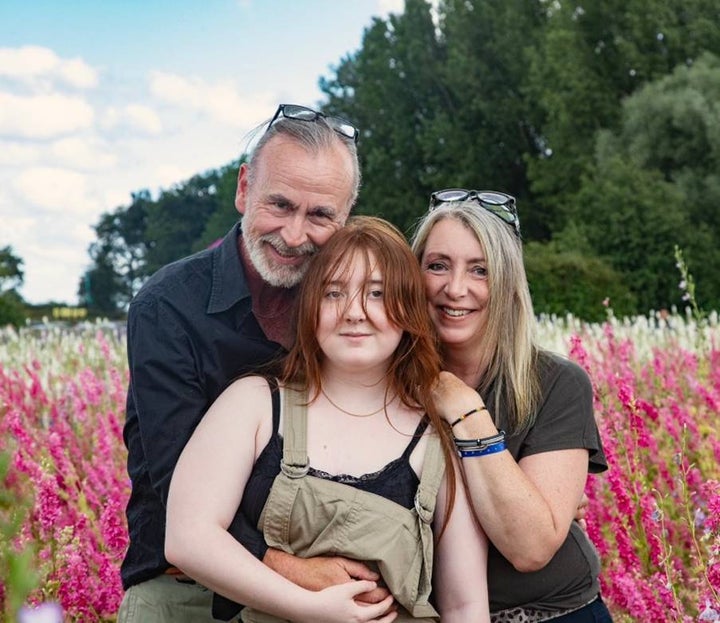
[454,430,506,449]
[450,407,483,428]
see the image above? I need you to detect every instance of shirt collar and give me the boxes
[207,222,250,314]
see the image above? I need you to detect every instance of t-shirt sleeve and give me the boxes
[517,357,607,473]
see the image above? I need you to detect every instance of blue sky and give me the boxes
[0,0,403,304]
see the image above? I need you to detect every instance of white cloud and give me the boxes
[376,0,405,16]
[13,166,93,214]
[0,46,98,89]
[57,57,99,89]
[149,71,274,127]
[0,140,41,166]
[101,103,163,135]
[50,137,117,170]
[0,212,35,239]
[124,104,163,134]
[17,243,90,304]
[0,91,95,138]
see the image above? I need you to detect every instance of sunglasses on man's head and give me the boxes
[429,188,521,237]
[267,104,359,143]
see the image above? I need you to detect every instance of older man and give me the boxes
[118,105,384,622]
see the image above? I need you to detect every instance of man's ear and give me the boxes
[235,163,249,216]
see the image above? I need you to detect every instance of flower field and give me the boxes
[1,312,719,622]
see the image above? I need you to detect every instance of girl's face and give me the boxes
[420,218,490,352]
[317,251,403,372]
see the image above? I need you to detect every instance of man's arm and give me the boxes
[128,299,212,505]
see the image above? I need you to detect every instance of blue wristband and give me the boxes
[459,441,507,458]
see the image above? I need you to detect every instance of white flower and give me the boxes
[18,603,64,623]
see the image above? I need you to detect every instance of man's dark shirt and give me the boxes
[121,223,285,590]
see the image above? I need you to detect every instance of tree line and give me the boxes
[77,0,720,321]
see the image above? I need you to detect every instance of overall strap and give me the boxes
[414,432,445,524]
[280,384,310,478]
[408,431,446,619]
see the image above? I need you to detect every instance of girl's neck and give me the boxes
[319,364,392,402]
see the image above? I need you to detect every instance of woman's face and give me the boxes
[317,251,403,372]
[420,218,490,352]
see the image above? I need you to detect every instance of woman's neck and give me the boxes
[442,346,485,389]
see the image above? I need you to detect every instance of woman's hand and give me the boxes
[432,371,485,426]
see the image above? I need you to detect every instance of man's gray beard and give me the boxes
[244,232,316,288]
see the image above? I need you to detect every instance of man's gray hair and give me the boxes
[246,115,361,209]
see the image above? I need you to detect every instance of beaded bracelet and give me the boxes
[450,407,486,428]
[459,441,507,458]
[454,430,506,449]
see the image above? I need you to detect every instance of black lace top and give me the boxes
[239,384,429,528]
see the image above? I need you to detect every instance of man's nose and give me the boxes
[281,213,309,248]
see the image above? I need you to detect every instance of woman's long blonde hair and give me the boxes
[411,202,542,434]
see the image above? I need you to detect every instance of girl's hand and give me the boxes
[305,580,398,623]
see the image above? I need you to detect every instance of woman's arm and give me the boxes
[433,455,490,622]
[433,371,589,571]
[165,377,395,623]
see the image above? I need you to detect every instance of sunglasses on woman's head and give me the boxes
[428,189,521,237]
[267,104,359,143]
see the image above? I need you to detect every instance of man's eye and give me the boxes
[309,210,333,222]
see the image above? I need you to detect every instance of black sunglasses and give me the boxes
[267,104,359,143]
[429,189,521,237]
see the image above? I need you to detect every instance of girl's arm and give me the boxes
[165,376,396,623]
[433,371,589,571]
[433,455,490,622]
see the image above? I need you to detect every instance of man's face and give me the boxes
[236,135,355,288]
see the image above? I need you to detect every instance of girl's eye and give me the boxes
[325,290,344,299]
[368,289,383,299]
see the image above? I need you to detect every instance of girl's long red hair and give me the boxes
[281,215,457,529]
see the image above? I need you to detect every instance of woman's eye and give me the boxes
[425,262,447,272]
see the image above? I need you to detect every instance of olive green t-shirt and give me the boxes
[485,351,607,613]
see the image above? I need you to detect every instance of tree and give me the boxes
[571,135,709,312]
[570,53,720,310]
[321,0,449,234]
[192,160,243,252]
[426,0,547,238]
[143,170,224,276]
[526,0,720,232]
[0,246,25,327]
[525,240,636,321]
[80,191,150,313]
[0,246,24,293]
